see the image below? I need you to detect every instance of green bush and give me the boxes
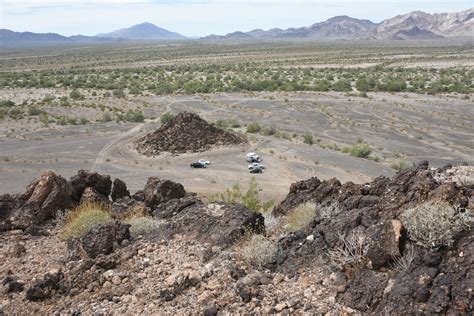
[303,133,314,145]
[246,122,262,134]
[0,100,15,107]
[70,89,84,100]
[341,142,372,158]
[160,112,175,124]
[27,106,45,116]
[209,177,273,213]
[125,110,145,122]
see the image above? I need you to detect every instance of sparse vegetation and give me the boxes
[241,234,277,268]
[60,203,113,239]
[209,177,273,213]
[282,202,316,232]
[246,122,262,134]
[160,112,175,124]
[328,230,370,269]
[400,200,472,249]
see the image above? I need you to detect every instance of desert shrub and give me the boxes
[328,230,370,269]
[241,234,277,267]
[209,177,273,213]
[282,202,316,232]
[125,109,145,122]
[160,112,175,124]
[391,161,412,172]
[341,142,372,158]
[400,201,472,248]
[113,89,126,98]
[70,89,84,100]
[303,133,314,145]
[0,100,15,107]
[8,108,23,120]
[392,245,416,272]
[39,113,49,124]
[61,203,113,239]
[102,112,113,123]
[125,216,160,238]
[0,109,5,119]
[246,122,262,134]
[27,106,45,116]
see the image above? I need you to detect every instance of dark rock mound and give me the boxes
[67,221,131,259]
[273,161,473,314]
[135,111,247,155]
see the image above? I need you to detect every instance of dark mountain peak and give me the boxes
[96,22,186,40]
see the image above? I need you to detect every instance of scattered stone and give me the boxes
[26,269,64,301]
[111,178,130,202]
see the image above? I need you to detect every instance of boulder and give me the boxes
[111,178,130,202]
[153,196,202,219]
[69,170,112,201]
[80,187,110,205]
[67,221,131,259]
[22,171,73,218]
[162,203,265,248]
[143,177,186,209]
[110,197,150,219]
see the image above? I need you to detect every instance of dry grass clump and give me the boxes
[328,230,370,269]
[241,234,277,268]
[61,202,113,239]
[282,202,316,232]
[392,245,416,272]
[125,216,160,238]
[401,200,472,249]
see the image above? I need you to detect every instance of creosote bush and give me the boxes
[61,203,113,239]
[400,200,472,249]
[160,112,175,124]
[246,122,262,134]
[241,234,277,268]
[209,177,273,213]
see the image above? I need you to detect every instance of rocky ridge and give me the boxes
[0,162,472,314]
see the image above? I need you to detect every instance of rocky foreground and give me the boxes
[0,162,472,314]
[135,112,248,155]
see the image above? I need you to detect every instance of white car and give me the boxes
[246,152,261,163]
[198,159,210,165]
[248,163,265,170]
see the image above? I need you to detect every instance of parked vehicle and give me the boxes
[248,162,265,170]
[190,161,206,168]
[249,166,263,174]
[246,152,261,163]
[198,159,211,165]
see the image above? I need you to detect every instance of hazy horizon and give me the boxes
[1,0,473,37]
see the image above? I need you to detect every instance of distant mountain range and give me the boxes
[205,8,473,40]
[1,8,472,46]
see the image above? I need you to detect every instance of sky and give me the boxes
[1,0,473,37]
